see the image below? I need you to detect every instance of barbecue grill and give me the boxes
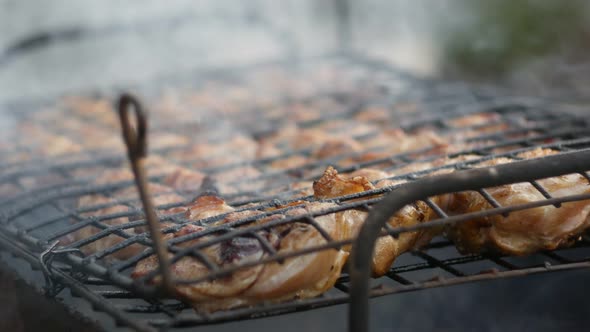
[1,55,590,332]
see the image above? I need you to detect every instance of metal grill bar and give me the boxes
[125,189,590,288]
[349,149,590,332]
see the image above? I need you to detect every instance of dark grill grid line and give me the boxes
[186,250,218,272]
[0,87,571,187]
[215,130,590,202]
[477,188,503,210]
[123,188,590,288]
[2,102,584,213]
[410,251,466,277]
[11,143,590,270]
[21,193,191,233]
[1,175,172,223]
[385,272,414,285]
[5,160,590,328]
[180,130,385,175]
[250,231,278,256]
[0,71,404,172]
[28,141,590,267]
[461,119,579,142]
[380,139,590,182]
[423,198,448,218]
[541,251,571,263]
[2,57,590,331]
[0,177,92,207]
[481,254,519,270]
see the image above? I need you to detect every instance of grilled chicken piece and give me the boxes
[341,129,451,167]
[363,129,448,153]
[269,155,310,170]
[132,196,348,312]
[188,136,258,169]
[68,185,185,260]
[184,194,235,220]
[446,148,590,255]
[256,140,311,170]
[261,125,339,151]
[265,180,315,199]
[67,195,142,259]
[448,113,501,128]
[259,124,366,156]
[354,105,391,124]
[64,163,202,260]
[163,168,207,196]
[19,123,82,157]
[241,202,348,303]
[212,166,263,195]
[68,181,186,260]
[58,118,124,151]
[314,166,375,199]
[313,166,451,276]
[132,195,264,309]
[313,167,395,276]
[313,137,364,160]
[62,96,120,128]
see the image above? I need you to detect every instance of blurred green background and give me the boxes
[440,0,590,79]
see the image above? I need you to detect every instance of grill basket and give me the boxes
[0,55,589,331]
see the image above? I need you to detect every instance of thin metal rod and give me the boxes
[118,93,174,294]
[349,149,590,332]
[0,231,159,332]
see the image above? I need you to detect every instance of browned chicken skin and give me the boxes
[132,196,348,312]
[313,166,448,276]
[446,148,590,255]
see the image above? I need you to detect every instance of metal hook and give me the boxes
[117,93,175,295]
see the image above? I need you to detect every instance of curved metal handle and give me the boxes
[348,149,590,332]
[118,93,148,159]
[117,93,174,295]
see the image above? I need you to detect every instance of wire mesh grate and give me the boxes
[0,55,589,331]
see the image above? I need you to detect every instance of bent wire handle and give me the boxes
[348,149,590,332]
[118,93,174,295]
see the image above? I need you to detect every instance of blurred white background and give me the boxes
[1,0,589,103]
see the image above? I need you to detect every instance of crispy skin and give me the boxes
[446,148,590,255]
[185,195,235,220]
[242,203,347,303]
[133,223,267,310]
[313,166,448,276]
[313,167,387,276]
[313,166,374,199]
[132,197,348,312]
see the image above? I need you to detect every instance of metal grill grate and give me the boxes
[0,55,590,331]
